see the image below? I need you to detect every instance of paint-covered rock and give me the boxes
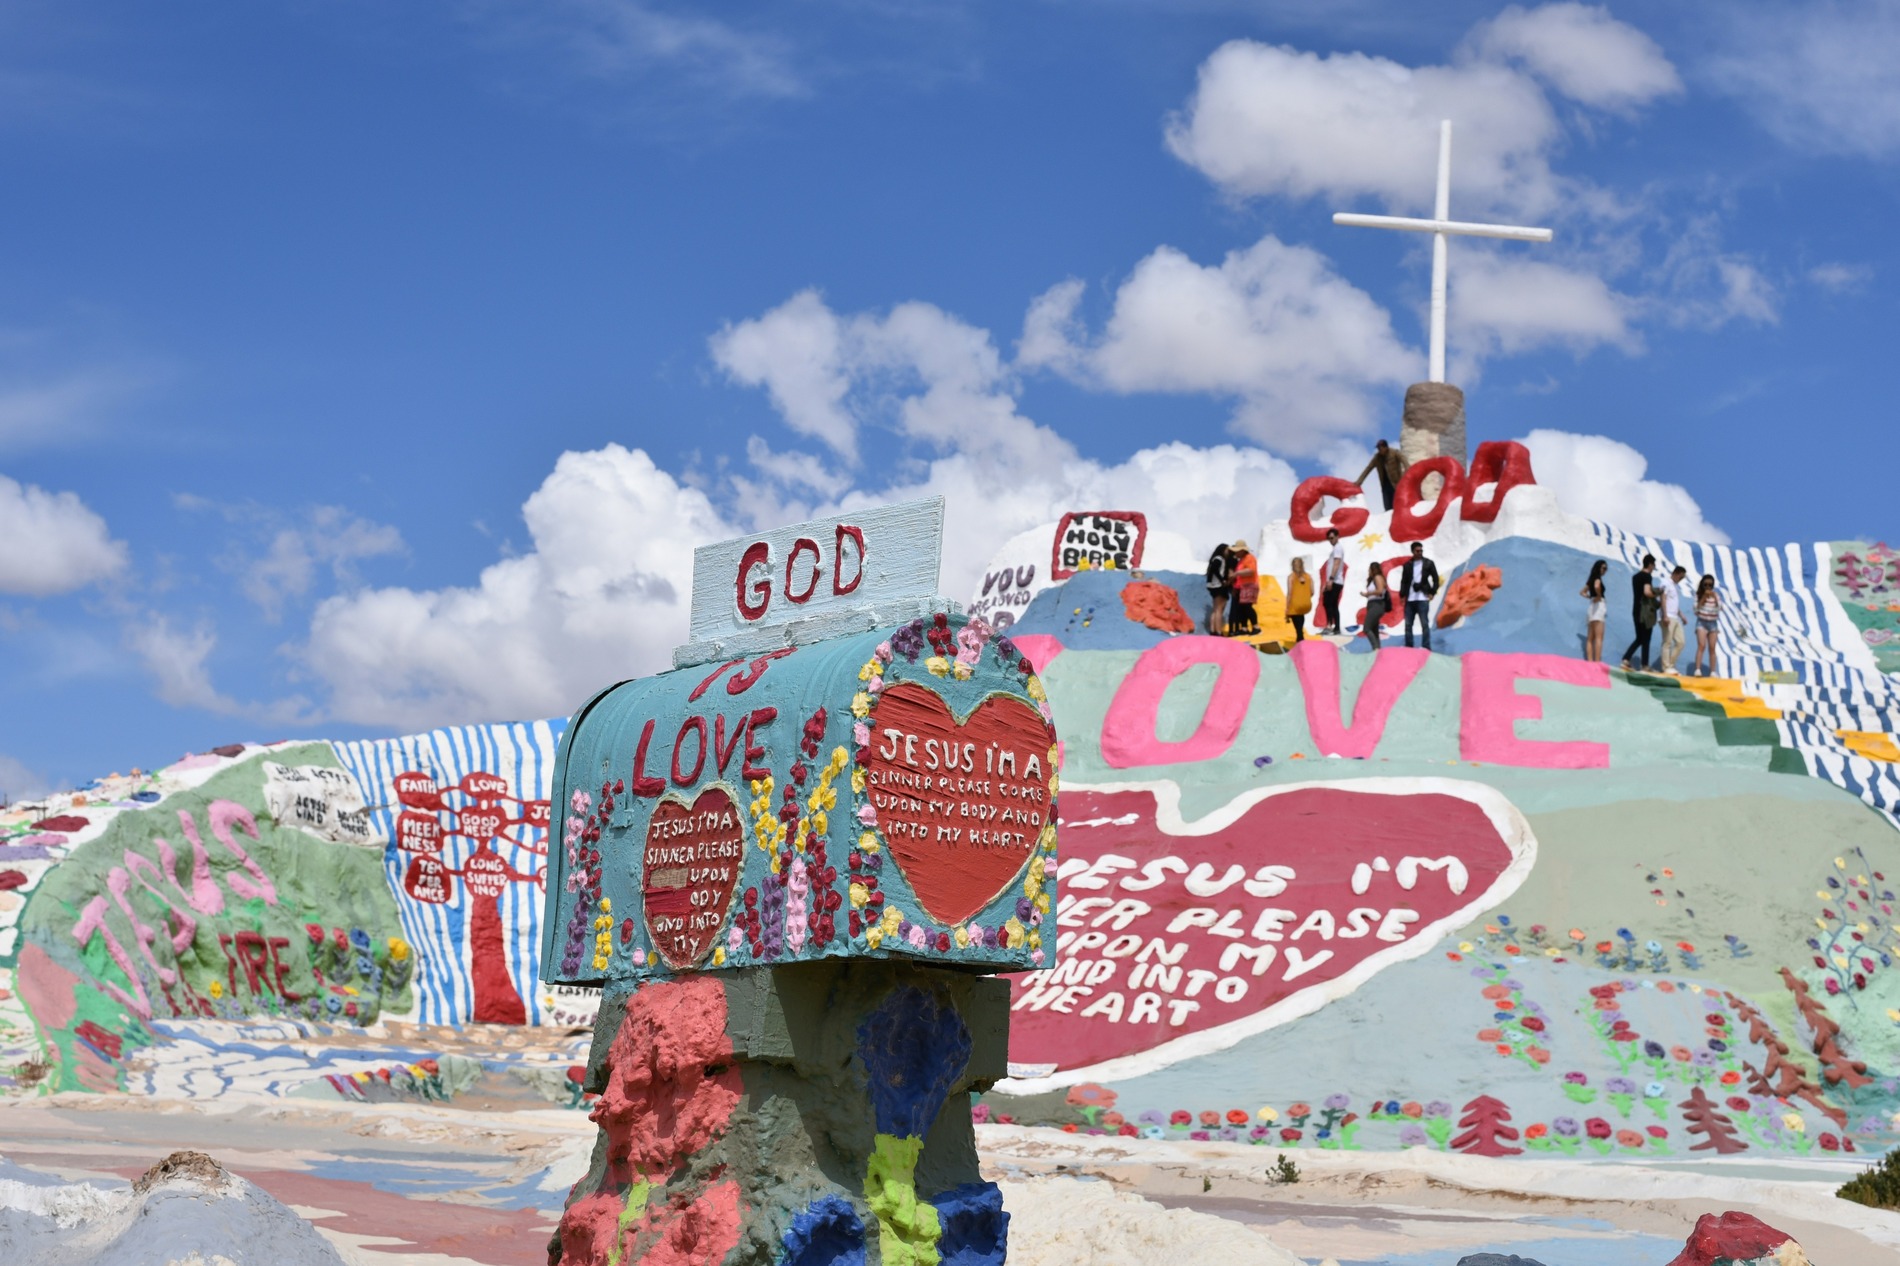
[1665,1211,1807,1266]
[0,1151,347,1266]
[543,613,1059,984]
[554,961,1010,1266]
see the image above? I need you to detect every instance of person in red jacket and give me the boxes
[1228,540,1260,636]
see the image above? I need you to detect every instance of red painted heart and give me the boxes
[1006,781,1533,1084]
[642,785,746,971]
[865,681,1053,927]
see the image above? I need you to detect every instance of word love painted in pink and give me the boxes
[1100,641,1611,771]
[1007,782,1533,1082]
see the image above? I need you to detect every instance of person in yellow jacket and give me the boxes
[1285,556,1314,643]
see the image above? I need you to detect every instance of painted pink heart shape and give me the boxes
[1006,780,1535,1086]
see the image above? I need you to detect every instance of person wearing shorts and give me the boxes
[1692,574,1721,677]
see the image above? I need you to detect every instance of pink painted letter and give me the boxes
[1460,651,1610,768]
[1291,641,1428,758]
[1101,635,1259,768]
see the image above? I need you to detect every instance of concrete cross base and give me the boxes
[1400,381,1468,499]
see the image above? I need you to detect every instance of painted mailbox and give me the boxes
[541,616,1061,984]
[541,497,1059,1266]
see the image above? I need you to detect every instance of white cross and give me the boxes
[1333,120,1553,383]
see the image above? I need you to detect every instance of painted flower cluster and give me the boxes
[731,704,850,962]
[559,783,616,976]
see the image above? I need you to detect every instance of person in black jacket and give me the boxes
[1620,554,1659,672]
[1204,544,1232,635]
[1397,540,1440,650]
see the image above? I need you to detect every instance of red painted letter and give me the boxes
[834,524,865,595]
[784,537,821,604]
[736,541,771,621]
[1390,457,1466,542]
[630,719,667,796]
[1461,441,1537,524]
[1288,477,1370,544]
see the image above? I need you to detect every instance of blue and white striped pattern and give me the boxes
[333,718,567,1026]
[1583,522,1900,828]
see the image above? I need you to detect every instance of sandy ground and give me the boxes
[5,1097,1900,1264]
[977,1125,1900,1265]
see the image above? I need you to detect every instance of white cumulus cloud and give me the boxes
[0,473,127,595]
[300,444,734,730]
[1517,428,1727,543]
[1018,237,1419,453]
[1163,6,1678,221]
[1466,3,1682,114]
[1706,0,1900,158]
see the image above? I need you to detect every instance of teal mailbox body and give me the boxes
[541,612,1059,984]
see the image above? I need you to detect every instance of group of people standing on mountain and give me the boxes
[1204,530,1441,651]
[1204,532,1722,674]
[1582,554,1722,676]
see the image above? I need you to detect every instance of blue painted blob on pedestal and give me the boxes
[857,985,973,1138]
[779,1195,865,1266]
[929,1182,1008,1266]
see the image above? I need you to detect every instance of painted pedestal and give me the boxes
[542,611,1057,1265]
[555,963,1009,1266]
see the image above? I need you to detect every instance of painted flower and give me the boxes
[1616,1130,1644,1148]
[1476,1028,1504,1043]
[1782,1114,1806,1133]
[1424,1101,1452,1118]
[1400,1101,1423,1118]
[1226,1109,1249,1126]
[1726,1096,1752,1113]
[1067,1083,1118,1109]
[1287,1102,1312,1119]
[1199,1110,1220,1127]
[1644,1082,1666,1099]
[1279,1128,1302,1142]
[1563,1071,1589,1086]
[1323,1093,1351,1111]
[1256,1106,1279,1123]
[1585,1118,1612,1140]
[1819,1133,1841,1152]
[1551,1117,1581,1138]
[1399,1125,1428,1147]
[1719,1070,1741,1086]
[1525,1123,1549,1139]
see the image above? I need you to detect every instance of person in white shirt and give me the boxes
[1656,564,1690,674]
[1320,529,1347,633]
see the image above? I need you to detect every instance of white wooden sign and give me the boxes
[675,497,955,667]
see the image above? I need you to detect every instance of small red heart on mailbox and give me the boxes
[865,681,1053,927]
[643,785,746,970]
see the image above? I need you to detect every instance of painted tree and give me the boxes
[1679,1087,1748,1154]
[1781,967,1874,1094]
[1450,1095,1522,1156]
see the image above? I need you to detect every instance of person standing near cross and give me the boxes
[1334,121,1552,479]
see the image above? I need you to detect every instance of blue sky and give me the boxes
[1,0,1895,795]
